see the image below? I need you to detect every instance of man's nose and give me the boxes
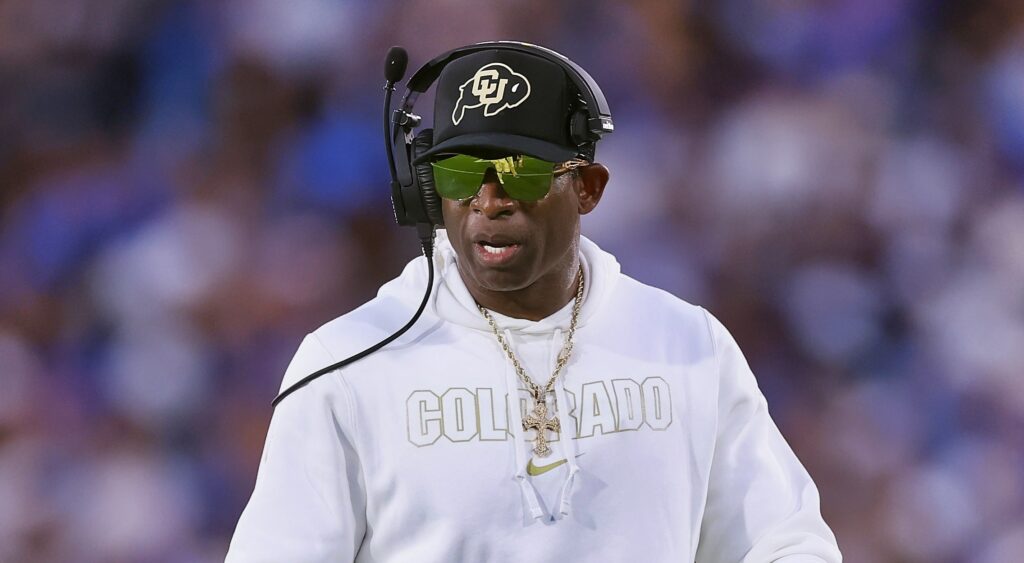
[471,169,516,218]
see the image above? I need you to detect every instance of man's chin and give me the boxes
[460,263,533,294]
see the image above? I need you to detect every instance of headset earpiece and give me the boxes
[411,129,444,226]
[391,124,443,227]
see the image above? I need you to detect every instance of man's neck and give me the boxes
[463,256,582,322]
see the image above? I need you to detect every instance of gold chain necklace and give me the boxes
[477,269,585,457]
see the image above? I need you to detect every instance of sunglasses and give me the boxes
[430,154,588,202]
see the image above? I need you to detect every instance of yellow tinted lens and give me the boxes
[431,161,485,200]
[499,172,554,201]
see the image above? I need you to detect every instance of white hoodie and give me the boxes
[226,231,842,562]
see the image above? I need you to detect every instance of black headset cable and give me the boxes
[271,236,434,408]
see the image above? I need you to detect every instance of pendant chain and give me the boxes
[477,268,585,403]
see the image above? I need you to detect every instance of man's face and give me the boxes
[441,165,603,294]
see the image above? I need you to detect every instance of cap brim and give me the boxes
[413,132,578,164]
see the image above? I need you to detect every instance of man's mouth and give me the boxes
[473,239,522,265]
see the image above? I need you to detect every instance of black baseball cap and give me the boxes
[413,49,581,164]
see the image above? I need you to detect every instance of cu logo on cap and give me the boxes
[452,63,531,125]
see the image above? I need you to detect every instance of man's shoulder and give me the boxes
[278,291,432,392]
[612,272,709,323]
[589,271,717,355]
[311,290,431,358]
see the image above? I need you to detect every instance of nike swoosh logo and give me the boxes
[527,458,567,476]
[526,453,585,476]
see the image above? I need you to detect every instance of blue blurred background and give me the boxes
[2,1,1023,561]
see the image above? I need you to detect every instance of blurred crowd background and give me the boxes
[1,0,1023,561]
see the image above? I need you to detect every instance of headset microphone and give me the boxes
[384,46,408,84]
[272,46,435,408]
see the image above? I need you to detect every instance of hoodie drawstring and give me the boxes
[550,328,580,518]
[503,329,545,521]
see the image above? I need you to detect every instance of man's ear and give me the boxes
[577,163,609,215]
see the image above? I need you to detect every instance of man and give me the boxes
[227,44,842,562]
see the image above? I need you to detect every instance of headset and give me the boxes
[389,41,614,231]
[272,42,613,407]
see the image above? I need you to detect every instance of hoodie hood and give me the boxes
[377,229,621,332]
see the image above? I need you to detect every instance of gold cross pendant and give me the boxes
[522,399,560,457]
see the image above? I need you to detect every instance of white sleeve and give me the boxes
[226,334,366,562]
[695,311,842,563]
